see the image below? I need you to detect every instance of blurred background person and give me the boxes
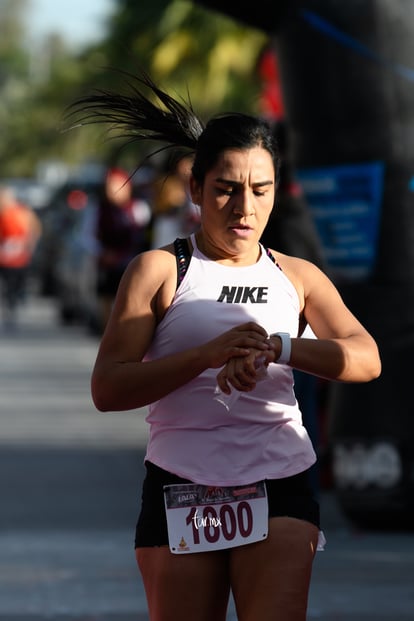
[151,154,200,249]
[95,167,152,329]
[0,184,42,330]
[260,121,325,269]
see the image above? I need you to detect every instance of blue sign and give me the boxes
[297,162,384,281]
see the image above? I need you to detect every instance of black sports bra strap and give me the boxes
[264,245,283,271]
[174,240,281,289]
[174,237,191,288]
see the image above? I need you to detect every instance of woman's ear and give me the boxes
[189,175,202,206]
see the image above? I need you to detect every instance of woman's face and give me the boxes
[190,146,275,260]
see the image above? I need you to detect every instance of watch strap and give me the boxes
[270,332,291,364]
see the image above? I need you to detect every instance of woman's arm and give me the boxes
[284,258,381,382]
[91,248,271,411]
[216,258,381,392]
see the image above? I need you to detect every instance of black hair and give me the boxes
[67,71,280,185]
[192,113,279,184]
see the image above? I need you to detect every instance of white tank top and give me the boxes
[143,234,316,486]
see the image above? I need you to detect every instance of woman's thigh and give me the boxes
[230,516,319,621]
[136,546,230,621]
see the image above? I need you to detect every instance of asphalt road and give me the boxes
[1,293,414,620]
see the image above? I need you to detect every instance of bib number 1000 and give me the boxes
[186,501,253,544]
[164,482,268,553]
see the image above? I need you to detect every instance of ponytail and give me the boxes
[66,70,279,185]
[66,71,204,159]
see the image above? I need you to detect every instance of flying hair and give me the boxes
[65,71,205,160]
[66,70,281,187]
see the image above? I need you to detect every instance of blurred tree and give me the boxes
[0,0,268,177]
[0,0,29,83]
[101,0,267,113]
[0,32,92,176]
[67,0,268,168]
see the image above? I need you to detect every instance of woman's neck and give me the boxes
[194,232,261,266]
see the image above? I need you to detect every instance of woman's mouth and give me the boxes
[229,224,253,237]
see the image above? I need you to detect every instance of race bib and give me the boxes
[163,480,268,554]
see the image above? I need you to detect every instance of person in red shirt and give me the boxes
[0,185,42,328]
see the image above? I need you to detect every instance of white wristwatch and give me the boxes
[270,332,291,364]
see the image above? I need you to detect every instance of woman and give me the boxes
[70,75,381,621]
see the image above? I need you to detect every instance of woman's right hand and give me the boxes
[200,322,270,369]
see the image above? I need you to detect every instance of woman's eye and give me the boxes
[217,187,235,196]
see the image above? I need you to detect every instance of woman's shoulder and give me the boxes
[118,245,179,319]
[128,244,176,274]
[266,248,329,307]
[266,248,321,275]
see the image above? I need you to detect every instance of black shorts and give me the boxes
[135,461,320,548]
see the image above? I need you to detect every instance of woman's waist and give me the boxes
[145,422,316,487]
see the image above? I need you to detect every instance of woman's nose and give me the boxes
[233,190,254,216]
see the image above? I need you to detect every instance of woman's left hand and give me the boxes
[216,348,275,394]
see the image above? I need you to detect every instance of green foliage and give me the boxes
[0,0,268,177]
[101,0,267,115]
[0,0,29,82]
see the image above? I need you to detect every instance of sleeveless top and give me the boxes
[143,234,316,486]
